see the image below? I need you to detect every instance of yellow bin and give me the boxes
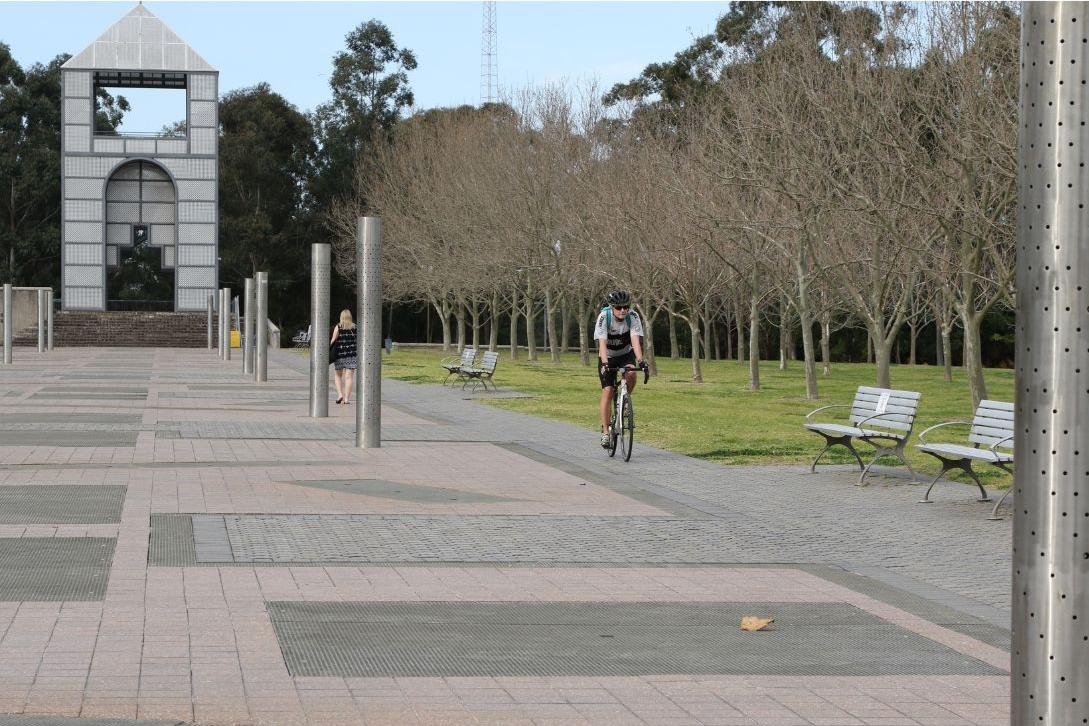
[230,330,241,348]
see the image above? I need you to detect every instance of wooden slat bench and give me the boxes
[440,347,476,386]
[916,399,1014,519]
[460,350,499,391]
[804,386,922,485]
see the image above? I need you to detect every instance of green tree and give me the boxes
[218,82,315,329]
[310,20,416,214]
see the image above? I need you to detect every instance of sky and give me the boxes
[0,1,728,133]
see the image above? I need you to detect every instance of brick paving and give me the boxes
[0,346,1012,725]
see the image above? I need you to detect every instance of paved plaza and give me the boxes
[0,347,1012,725]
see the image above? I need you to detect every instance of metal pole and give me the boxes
[36,290,45,353]
[255,271,268,383]
[207,293,214,350]
[310,245,331,417]
[46,288,53,350]
[355,217,381,448]
[2,283,11,364]
[243,278,255,375]
[1014,4,1089,723]
[216,289,225,358]
[222,287,231,361]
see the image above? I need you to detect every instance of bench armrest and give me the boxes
[917,421,971,445]
[988,434,1014,452]
[805,404,850,423]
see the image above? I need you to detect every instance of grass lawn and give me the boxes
[375,347,1015,488]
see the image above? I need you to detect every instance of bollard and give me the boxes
[310,245,330,417]
[2,283,11,364]
[1013,3,1089,722]
[36,290,45,353]
[46,288,53,351]
[355,217,382,448]
[243,278,255,375]
[221,287,232,361]
[216,289,225,358]
[255,271,268,382]
[207,294,214,350]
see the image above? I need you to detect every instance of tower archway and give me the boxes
[104,159,176,310]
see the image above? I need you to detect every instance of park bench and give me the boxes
[441,347,477,385]
[804,386,921,485]
[460,350,499,391]
[916,399,1014,519]
[292,325,312,349]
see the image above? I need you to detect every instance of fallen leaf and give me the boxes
[740,616,774,632]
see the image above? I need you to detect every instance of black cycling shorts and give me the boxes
[598,351,637,389]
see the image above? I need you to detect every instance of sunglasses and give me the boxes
[612,305,630,311]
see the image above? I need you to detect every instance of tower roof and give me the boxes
[62,4,215,72]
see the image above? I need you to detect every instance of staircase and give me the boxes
[13,311,216,348]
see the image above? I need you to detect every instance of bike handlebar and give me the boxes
[602,363,650,385]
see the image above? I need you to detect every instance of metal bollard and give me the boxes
[36,290,45,353]
[355,218,382,448]
[255,271,268,382]
[46,288,53,351]
[2,283,11,364]
[222,287,232,361]
[216,289,225,358]
[1013,4,1089,722]
[207,293,214,350]
[310,245,330,417]
[243,278,255,375]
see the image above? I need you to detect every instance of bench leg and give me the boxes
[919,463,952,503]
[858,439,916,486]
[988,463,1013,519]
[809,433,864,473]
[918,456,990,503]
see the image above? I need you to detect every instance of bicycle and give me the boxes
[602,362,650,462]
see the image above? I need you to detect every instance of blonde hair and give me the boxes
[338,309,355,330]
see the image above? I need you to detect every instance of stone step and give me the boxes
[12,311,225,348]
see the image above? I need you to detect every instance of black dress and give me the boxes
[332,326,357,370]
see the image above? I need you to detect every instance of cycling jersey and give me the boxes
[593,308,644,358]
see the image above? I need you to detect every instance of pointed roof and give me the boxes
[63,4,215,72]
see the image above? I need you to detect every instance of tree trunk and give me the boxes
[908,321,917,366]
[820,312,832,377]
[734,297,746,365]
[748,294,761,391]
[545,288,561,363]
[866,332,874,364]
[432,297,452,352]
[509,286,519,360]
[470,299,481,350]
[455,303,466,352]
[668,303,680,359]
[525,281,537,362]
[639,301,657,376]
[725,311,733,361]
[561,300,571,353]
[711,320,720,360]
[959,306,988,406]
[941,325,953,382]
[488,290,500,352]
[871,324,893,388]
[778,295,789,371]
[577,297,590,366]
[702,300,712,362]
[793,268,818,399]
[688,317,703,383]
[935,323,944,366]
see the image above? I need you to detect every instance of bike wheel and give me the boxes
[621,396,634,462]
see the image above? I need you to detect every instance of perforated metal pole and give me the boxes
[243,278,255,375]
[255,272,268,383]
[36,290,45,353]
[2,284,11,364]
[222,287,231,361]
[310,245,330,417]
[217,289,225,358]
[1014,3,1089,722]
[355,217,381,448]
[207,294,214,350]
[46,288,53,350]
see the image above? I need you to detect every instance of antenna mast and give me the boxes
[480,1,498,104]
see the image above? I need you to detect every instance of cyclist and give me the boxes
[594,289,647,448]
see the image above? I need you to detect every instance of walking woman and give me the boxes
[330,309,358,404]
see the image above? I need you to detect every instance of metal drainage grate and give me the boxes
[0,717,185,726]
[0,538,114,600]
[0,430,138,447]
[2,413,142,425]
[288,479,520,504]
[0,485,125,524]
[267,601,1004,678]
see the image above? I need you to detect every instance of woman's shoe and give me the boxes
[335,397,343,404]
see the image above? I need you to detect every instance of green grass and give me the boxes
[375,348,1014,487]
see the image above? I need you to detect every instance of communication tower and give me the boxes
[480,1,498,104]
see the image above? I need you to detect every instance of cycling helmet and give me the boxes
[605,290,631,307]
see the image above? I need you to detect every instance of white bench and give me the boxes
[805,386,921,485]
[916,400,1013,519]
[292,325,312,349]
[441,347,477,386]
[460,350,499,391]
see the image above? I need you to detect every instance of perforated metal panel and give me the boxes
[123,138,155,155]
[188,127,216,155]
[64,265,102,287]
[65,155,123,178]
[106,180,139,202]
[64,287,103,309]
[142,182,176,203]
[355,218,382,448]
[188,100,216,126]
[63,70,91,97]
[160,157,215,179]
[156,138,186,155]
[65,222,100,243]
[178,201,215,223]
[1014,4,1089,724]
[177,288,212,310]
[106,245,119,267]
[66,178,103,200]
[63,98,91,123]
[110,162,141,181]
[188,73,216,100]
[310,244,331,417]
[177,267,214,288]
[162,246,175,269]
[92,137,124,154]
[177,245,214,266]
[177,180,215,201]
[178,223,216,245]
[63,125,90,153]
[64,199,100,222]
[141,202,175,224]
[64,244,103,265]
[142,163,170,181]
[150,224,174,246]
[105,201,139,223]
